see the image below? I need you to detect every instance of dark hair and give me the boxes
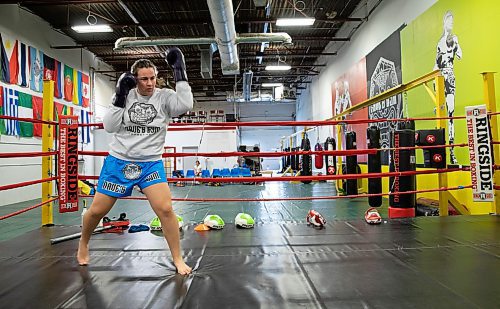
[130,59,158,76]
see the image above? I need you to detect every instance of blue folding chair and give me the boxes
[212,168,221,178]
[201,169,210,178]
[185,169,195,178]
[221,168,231,177]
[230,168,241,177]
[241,168,252,177]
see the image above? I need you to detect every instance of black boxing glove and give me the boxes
[166,47,188,82]
[112,72,136,108]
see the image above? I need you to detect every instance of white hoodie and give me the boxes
[103,81,193,162]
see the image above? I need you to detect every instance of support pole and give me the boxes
[481,72,499,215]
[434,75,449,216]
[42,80,55,226]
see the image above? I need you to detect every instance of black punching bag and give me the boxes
[290,147,296,171]
[345,131,358,195]
[389,129,416,209]
[367,126,382,207]
[301,135,312,184]
[324,137,336,175]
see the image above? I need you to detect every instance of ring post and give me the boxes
[434,75,450,216]
[481,72,499,215]
[42,80,55,226]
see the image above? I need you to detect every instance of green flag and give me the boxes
[18,92,33,137]
[64,64,74,102]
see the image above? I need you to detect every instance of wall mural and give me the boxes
[366,28,403,164]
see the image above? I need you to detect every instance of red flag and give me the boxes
[81,73,90,107]
[43,54,55,81]
[32,96,43,137]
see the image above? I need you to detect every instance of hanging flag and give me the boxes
[29,46,43,92]
[72,68,80,106]
[79,109,91,143]
[54,60,62,98]
[0,34,9,83]
[18,92,33,137]
[43,54,55,81]
[32,96,43,137]
[3,87,20,136]
[0,85,5,134]
[1,33,19,85]
[63,64,73,102]
[76,71,83,106]
[17,42,30,87]
[81,73,90,107]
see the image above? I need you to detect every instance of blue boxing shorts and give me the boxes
[96,155,167,197]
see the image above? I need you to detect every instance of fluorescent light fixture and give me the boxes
[276,18,315,26]
[262,83,283,87]
[265,65,291,71]
[71,24,113,33]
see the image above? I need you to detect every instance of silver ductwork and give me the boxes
[113,0,293,77]
[207,0,240,75]
[242,69,253,101]
[115,37,216,49]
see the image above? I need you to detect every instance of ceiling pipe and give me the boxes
[207,0,239,75]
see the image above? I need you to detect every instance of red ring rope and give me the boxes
[0,177,58,191]
[79,185,471,202]
[0,151,58,159]
[0,115,58,125]
[78,112,500,129]
[0,197,57,220]
[79,167,465,183]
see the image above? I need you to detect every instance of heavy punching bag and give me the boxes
[367,126,382,207]
[290,147,296,171]
[389,129,416,218]
[345,131,358,195]
[324,137,336,176]
[314,143,324,169]
[301,135,312,184]
[285,147,290,169]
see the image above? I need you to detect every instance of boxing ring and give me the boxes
[0,72,499,308]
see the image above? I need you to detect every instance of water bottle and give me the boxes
[81,200,87,227]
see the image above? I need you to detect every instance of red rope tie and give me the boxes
[0,197,58,220]
[0,177,58,191]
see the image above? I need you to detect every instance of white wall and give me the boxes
[297,0,437,129]
[0,4,114,206]
[92,127,239,176]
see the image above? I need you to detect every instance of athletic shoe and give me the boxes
[365,207,382,224]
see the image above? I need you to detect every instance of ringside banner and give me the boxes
[465,105,494,202]
[58,115,79,212]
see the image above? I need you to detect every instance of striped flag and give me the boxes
[3,87,20,135]
[81,73,90,107]
[0,33,19,85]
[18,92,33,137]
[78,109,91,143]
[72,68,81,106]
[0,85,5,134]
[18,42,30,87]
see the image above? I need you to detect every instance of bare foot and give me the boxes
[174,259,192,275]
[77,241,89,266]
